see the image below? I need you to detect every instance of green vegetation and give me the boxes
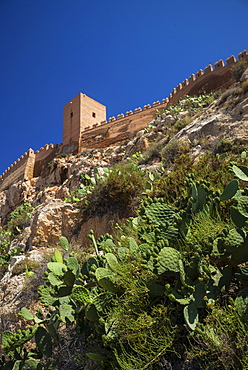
[2,159,248,369]
[2,88,248,368]
[231,60,248,82]
[141,92,216,164]
[0,203,34,278]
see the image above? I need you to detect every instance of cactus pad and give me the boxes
[157,247,182,275]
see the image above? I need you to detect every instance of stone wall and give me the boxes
[79,50,248,150]
[63,93,106,152]
[0,149,36,191]
[1,50,247,190]
[34,144,62,177]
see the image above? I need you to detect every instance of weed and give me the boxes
[11,258,39,276]
[216,139,246,155]
[86,163,146,217]
[242,79,248,94]
[191,304,248,369]
[231,60,248,82]
[56,153,68,158]
[161,139,190,165]
[7,203,34,235]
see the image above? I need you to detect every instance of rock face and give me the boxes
[29,199,81,248]
[241,67,248,82]
[169,94,248,156]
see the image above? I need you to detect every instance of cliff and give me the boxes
[0,66,248,370]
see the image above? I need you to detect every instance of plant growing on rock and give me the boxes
[3,162,248,369]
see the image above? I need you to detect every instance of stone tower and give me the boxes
[63,92,106,153]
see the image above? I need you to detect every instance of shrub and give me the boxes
[216,139,246,154]
[161,139,190,165]
[231,60,248,82]
[242,79,248,94]
[8,203,34,234]
[56,152,68,158]
[86,163,146,217]
[12,258,39,276]
[191,304,248,369]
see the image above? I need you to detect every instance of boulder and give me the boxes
[29,199,81,248]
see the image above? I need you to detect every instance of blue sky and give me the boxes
[0,0,247,174]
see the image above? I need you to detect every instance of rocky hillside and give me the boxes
[1,66,248,370]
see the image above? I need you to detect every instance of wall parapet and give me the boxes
[34,143,62,177]
[79,50,248,135]
[1,50,248,191]
[0,149,35,191]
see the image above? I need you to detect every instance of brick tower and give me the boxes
[63,93,106,153]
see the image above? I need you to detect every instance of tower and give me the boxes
[63,93,106,152]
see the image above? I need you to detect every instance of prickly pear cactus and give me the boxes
[140,198,177,226]
[220,179,239,201]
[95,267,120,293]
[234,287,248,321]
[156,247,182,275]
[59,236,69,251]
[183,302,199,330]
[230,196,248,228]
[2,325,39,353]
[105,253,119,272]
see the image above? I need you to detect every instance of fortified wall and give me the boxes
[78,50,248,150]
[0,50,247,192]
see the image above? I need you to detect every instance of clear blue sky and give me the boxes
[0,0,247,174]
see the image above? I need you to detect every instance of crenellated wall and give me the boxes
[0,149,36,191]
[34,143,62,177]
[79,50,248,150]
[1,50,247,191]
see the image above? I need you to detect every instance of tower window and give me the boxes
[92,112,96,118]
[70,112,73,118]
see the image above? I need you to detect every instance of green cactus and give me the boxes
[53,250,63,263]
[95,267,120,293]
[82,256,100,278]
[140,198,177,226]
[230,196,248,228]
[2,325,39,353]
[19,307,35,321]
[59,236,69,251]
[183,302,199,330]
[105,253,119,272]
[231,164,248,181]
[230,206,248,228]
[235,266,248,286]
[47,272,63,286]
[86,352,108,362]
[63,269,76,286]
[59,303,75,323]
[85,303,99,321]
[234,287,248,321]
[47,262,67,276]
[156,247,182,275]
[35,326,52,358]
[71,286,92,304]
[66,256,79,276]
[220,179,239,201]
[38,285,58,306]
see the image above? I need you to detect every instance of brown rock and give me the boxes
[29,199,81,247]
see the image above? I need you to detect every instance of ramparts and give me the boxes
[0,50,247,191]
[34,144,61,177]
[0,149,36,191]
[79,50,248,150]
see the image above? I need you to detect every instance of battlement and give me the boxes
[78,50,247,138]
[0,50,247,191]
[34,143,61,177]
[0,149,36,191]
